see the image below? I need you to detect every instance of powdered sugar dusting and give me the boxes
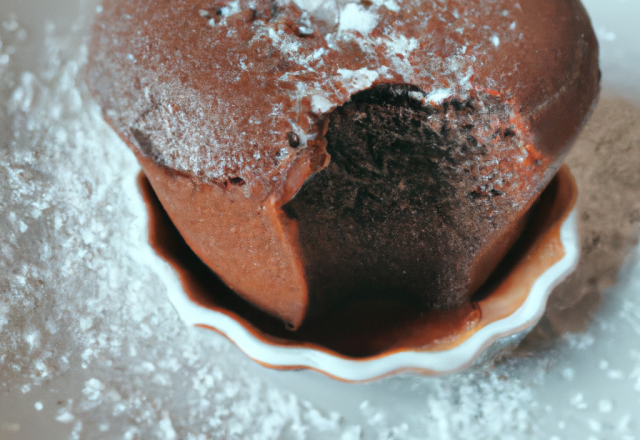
[426,88,454,105]
[87,0,524,196]
[292,0,325,12]
[338,3,378,34]
[0,17,366,439]
[4,3,636,440]
[337,68,379,94]
[311,94,336,114]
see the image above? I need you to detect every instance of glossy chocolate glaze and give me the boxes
[88,0,599,328]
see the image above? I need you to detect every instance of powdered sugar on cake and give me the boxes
[87,0,526,200]
[337,3,378,34]
[337,68,379,94]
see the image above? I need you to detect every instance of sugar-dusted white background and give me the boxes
[0,0,639,439]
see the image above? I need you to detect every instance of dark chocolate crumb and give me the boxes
[287,132,300,148]
[281,204,298,220]
[284,85,528,311]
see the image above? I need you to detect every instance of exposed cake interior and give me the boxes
[284,84,537,317]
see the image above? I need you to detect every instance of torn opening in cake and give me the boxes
[283,84,536,315]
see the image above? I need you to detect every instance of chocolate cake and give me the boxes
[87,0,599,329]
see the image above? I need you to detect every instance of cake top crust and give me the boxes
[87,0,598,202]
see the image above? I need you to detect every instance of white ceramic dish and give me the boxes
[141,166,580,382]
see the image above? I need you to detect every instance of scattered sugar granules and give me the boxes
[1,2,640,440]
